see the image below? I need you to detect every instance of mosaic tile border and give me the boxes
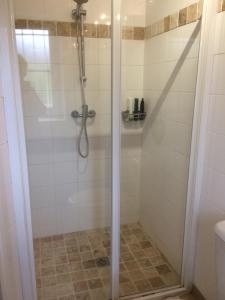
[17,0,225,41]
[145,1,203,39]
[15,19,145,40]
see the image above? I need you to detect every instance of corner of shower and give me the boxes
[12,0,204,298]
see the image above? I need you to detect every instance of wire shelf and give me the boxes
[122,110,147,122]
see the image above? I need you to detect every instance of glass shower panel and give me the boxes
[14,0,112,299]
[120,0,202,297]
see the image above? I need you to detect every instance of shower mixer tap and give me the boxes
[71,105,96,119]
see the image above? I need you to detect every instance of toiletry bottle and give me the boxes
[128,97,133,115]
[134,98,139,121]
[140,98,145,120]
[127,97,134,120]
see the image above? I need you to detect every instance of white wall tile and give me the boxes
[54,182,78,206]
[22,90,50,117]
[32,207,58,237]
[85,38,98,65]
[24,116,51,140]
[166,22,200,62]
[15,0,144,236]
[86,65,100,90]
[53,161,77,184]
[98,65,111,90]
[122,40,145,66]
[52,137,77,163]
[125,66,144,90]
[27,139,53,165]
[14,0,45,20]
[51,116,77,138]
[205,132,225,175]
[211,54,225,95]
[141,1,199,275]
[49,37,78,65]
[98,39,111,65]
[213,12,225,55]
[51,64,79,91]
[76,158,110,182]
[208,95,225,135]
[30,185,54,209]
[43,0,72,22]
[29,164,53,187]
[56,203,81,234]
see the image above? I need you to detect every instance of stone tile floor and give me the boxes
[34,223,180,300]
[167,296,197,300]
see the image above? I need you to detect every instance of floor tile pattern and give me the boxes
[34,223,180,300]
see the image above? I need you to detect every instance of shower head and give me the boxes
[74,0,88,5]
[72,0,87,19]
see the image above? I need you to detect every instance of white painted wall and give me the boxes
[14,0,145,237]
[140,0,201,275]
[194,9,225,300]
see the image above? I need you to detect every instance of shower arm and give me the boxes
[71,105,96,119]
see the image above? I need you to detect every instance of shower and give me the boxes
[71,0,96,158]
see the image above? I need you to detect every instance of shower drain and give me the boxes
[96,257,110,267]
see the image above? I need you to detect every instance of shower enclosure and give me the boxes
[11,0,203,298]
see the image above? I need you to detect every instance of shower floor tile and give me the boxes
[34,223,180,300]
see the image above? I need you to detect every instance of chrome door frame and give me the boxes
[111,0,121,299]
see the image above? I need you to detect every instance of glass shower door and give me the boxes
[119,0,202,298]
[14,0,113,298]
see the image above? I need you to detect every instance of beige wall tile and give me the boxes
[27,20,42,30]
[169,12,179,30]
[145,26,151,39]
[122,26,134,40]
[57,22,71,37]
[187,3,198,23]
[164,16,170,32]
[133,27,145,40]
[197,0,204,18]
[71,22,77,37]
[150,23,157,37]
[157,19,164,35]
[218,0,223,12]
[97,24,110,39]
[43,21,56,36]
[179,7,187,26]
[84,24,98,38]
[15,19,27,29]
[16,19,144,41]
[222,0,225,12]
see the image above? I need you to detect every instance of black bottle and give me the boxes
[133,98,139,121]
[139,98,145,120]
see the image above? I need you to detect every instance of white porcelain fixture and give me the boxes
[215,221,225,300]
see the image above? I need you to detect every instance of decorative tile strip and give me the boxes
[15,19,145,40]
[145,1,203,40]
[218,0,225,13]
